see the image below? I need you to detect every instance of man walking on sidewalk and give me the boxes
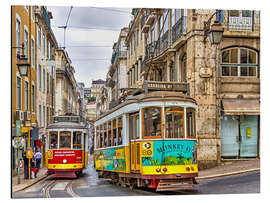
[34,149,42,169]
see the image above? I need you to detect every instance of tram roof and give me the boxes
[96,91,196,120]
[47,121,87,130]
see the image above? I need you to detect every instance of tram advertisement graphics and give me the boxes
[95,147,126,172]
[142,140,196,166]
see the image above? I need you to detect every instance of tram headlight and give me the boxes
[63,159,67,164]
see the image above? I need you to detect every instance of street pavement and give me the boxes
[11,158,260,194]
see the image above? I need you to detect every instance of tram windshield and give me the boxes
[49,131,58,149]
[73,131,82,149]
[165,110,184,138]
[60,131,71,148]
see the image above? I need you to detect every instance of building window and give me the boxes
[221,48,258,77]
[38,26,41,49]
[31,6,34,21]
[38,65,41,88]
[39,105,41,125]
[32,85,35,112]
[42,34,45,54]
[31,38,34,67]
[228,10,253,30]
[25,81,29,111]
[24,29,29,59]
[16,76,21,109]
[43,69,45,92]
[43,106,45,127]
[16,17,21,53]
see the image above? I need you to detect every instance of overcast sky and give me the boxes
[48,6,132,87]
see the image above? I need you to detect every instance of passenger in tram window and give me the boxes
[104,135,107,147]
[114,134,117,146]
[118,131,122,145]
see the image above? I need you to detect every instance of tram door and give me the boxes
[129,113,140,172]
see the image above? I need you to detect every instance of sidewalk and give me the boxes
[11,159,260,193]
[198,159,260,179]
[12,167,48,193]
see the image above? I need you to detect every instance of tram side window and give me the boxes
[143,107,162,138]
[60,131,71,148]
[49,131,58,149]
[73,131,82,149]
[186,108,196,138]
[118,117,123,145]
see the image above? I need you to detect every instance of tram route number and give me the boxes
[141,142,153,157]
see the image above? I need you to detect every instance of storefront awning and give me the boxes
[221,99,260,115]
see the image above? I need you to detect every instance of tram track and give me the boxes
[42,179,80,198]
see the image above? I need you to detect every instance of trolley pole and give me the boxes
[28,129,31,180]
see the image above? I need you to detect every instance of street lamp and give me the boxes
[16,43,30,76]
[203,11,224,45]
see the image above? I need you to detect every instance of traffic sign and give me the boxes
[21,126,30,133]
[26,148,33,159]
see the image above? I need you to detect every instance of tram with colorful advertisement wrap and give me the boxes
[94,91,198,191]
[46,115,89,178]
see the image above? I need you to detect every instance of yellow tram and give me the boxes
[45,115,89,178]
[94,91,198,191]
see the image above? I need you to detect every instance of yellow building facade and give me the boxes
[11,5,37,173]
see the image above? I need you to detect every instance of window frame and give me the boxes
[49,131,58,149]
[59,131,72,149]
[16,76,22,110]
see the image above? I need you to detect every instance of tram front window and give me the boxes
[60,131,71,148]
[143,107,162,138]
[73,131,82,149]
[49,131,58,149]
[165,111,184,138]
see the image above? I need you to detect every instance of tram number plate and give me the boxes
[141,142,153,157]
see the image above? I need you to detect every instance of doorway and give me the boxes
[221,115,258,158]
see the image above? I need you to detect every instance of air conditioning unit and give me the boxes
[15,111,23,121]
[24,111,31,121]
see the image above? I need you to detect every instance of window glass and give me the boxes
[240,66,248,76]
[186,108,196,138]
[60,131,71,148]
[230,49,238,63]
[222,67,230,76]
[249,67,256,76]
[16,18,21,49]
[16,77,21,109]
[73,131,82,149]
[165,111,184,138]
[249,50,256,64]
[175,9,180,21]
[118,128,123,145]
[231,66,238,76]
[240,49,248,63]
[222,50,229,63]
[172,9,175,26]
[49,131,58,149]
[242,10,251,17]
[163,9,169,32]
[24,30,29,58]
[143,107,162,138]
[165,106,184,111]
[230,10,239,17]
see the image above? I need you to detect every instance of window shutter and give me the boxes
[217,10,224,22]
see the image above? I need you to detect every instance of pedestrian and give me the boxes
[23,151,31,179]
[34,149,42,169]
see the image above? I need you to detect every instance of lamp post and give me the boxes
[16,43,32,180]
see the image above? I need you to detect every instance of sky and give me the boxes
[48,6,132,88]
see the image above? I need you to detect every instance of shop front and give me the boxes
[220,99,260,159]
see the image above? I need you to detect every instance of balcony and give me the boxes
[172,16,187,43]
[142,80,190,94]
[141,9,156,33]
[41,6,51,28]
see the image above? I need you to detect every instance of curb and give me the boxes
[12,174,48,193]
[197,168,260,180]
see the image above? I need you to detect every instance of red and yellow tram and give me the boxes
[46,115,89,178]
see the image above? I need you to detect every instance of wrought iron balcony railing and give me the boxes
[172,16,187,43]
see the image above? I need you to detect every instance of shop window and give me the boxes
[143,107,162,138]
[221,48,258,77]
[60,131,71,148]
[73,131,82,149]
[49,131,58,149]
[186,108,196,138]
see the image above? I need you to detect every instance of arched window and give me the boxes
[221,47,258,77]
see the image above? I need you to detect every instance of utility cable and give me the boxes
[58,6,73,49]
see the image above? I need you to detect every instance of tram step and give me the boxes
[156,179,194,191]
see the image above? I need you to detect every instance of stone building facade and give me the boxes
[125,8,260,169]
[55,49,80,116]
